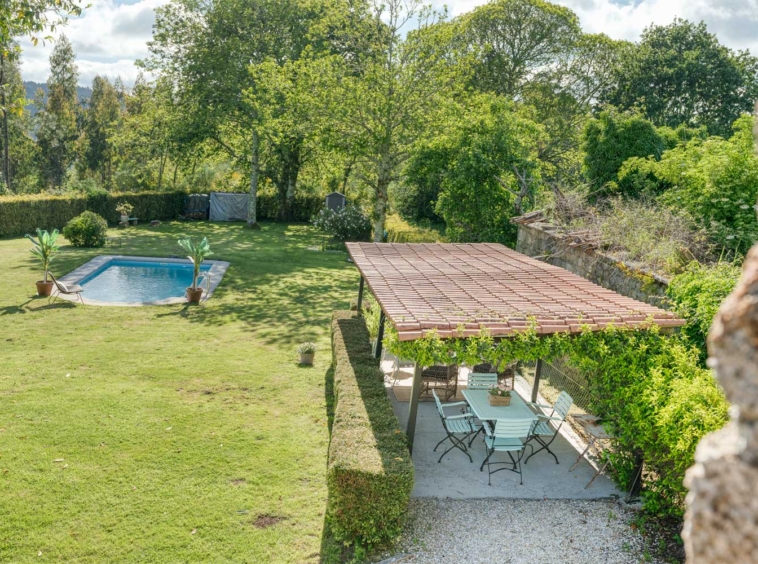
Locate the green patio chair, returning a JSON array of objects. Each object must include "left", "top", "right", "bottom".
[
  {"left": 432, "top": 389, "right": 477, "bottom": 463},
  {"left": 524, "top": 391, "right": 574, "bottom": 465},
  {"left": 480, "top": 418, "right": 536, "bottom": 485},
  {"left": 465, "top": 372, "right": 497, "bottom": 445},
  {"left": 467, "top": 372, "right": 498, "bottom": 390}
]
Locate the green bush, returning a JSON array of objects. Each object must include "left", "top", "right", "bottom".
[
  {"left": 582, "top": 108, "right": 667, "bottom": 196},
  {"left": 667, "top": 262, "right": 740, "bottom": 364},
  {"left": 328, "top": 311, "right": 414, "bottom": 551},
  {"left": 257, "top": 193, "right": 323, "bottom": 222},
  {"left": 63, "top": 211, "right": 109, "bottom": 247},
  {"left": 568, "top": 328, "right": 729, "bottom": 518}
]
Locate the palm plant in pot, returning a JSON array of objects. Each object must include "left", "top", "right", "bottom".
[
  {"left": 298, "top": 343, "right": 317, "bottom": 365},
  {"left": 177, "top": 236, "right": 212, "bottom": 303},
  {"left": 25, "top": 229, "right": 61, "bottom": 296}
]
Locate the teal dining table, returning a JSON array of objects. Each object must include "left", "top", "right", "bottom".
[{"left": 462, "top": 389, "right": 538, "bottom": 424}]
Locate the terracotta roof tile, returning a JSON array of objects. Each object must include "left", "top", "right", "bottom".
[{"left": 346, "top": 243, "right": 685, "bottom": 341}]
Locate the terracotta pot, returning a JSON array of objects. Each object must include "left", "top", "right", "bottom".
[
  {"left": 36, "top": 280, "right": 54, "bottom": 296},
  {"left": 186, "top": 287, "right": 203, "bottom": 303},
  {"left": 299, "top": 353, "right": 315, "bottom": 365}
]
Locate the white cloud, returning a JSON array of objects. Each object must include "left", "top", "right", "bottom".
[
  {"left": 18, "top": 0, "right": 168, "bottom": 86},
  {"left": 17, "top": 0, "right": 758, "bottom": 87}
]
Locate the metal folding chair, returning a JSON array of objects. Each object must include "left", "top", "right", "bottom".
[
  {"left": 465, "top": 372, "right": 498, "bottom": 445},
  {"left": 480, "top": 418, "right": 536, "bottom": 485},
  {"left": 524, "top": 391, "right": 574, "bottom": 465},
  {"left": 431, "top": 390, "right": 477, "bottom": 463}
]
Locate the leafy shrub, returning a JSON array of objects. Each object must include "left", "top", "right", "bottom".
[
  {"left": 582, "top": 108, "right": 667, "bottom": 196},
  {"left": 313, "top": 205, "right": 372, "bottom": 242},
  {"left": 655, "top": 116, "right": 758, "bottom": 253},
  {"left": 63, "top": 211, "right": 108, "bottom": 247},
  {"left": 568, "top": 329, "right": 729, "bottom": 518},
  {"left": 667, "top": 262, "right": 740, "bottom": 364},
  {"left": 328, "top": 311, "right": 413, "bottom": 551}
]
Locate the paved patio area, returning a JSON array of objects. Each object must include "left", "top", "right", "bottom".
[{"left": 384, "top": 363, "right": 622, "bottom": 500}]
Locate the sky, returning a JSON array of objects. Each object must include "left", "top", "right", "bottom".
[{"left": 17, "top": 0, "right": 758, "bottom": 87}]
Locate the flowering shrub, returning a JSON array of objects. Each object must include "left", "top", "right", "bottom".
[{"left": 312, "top": 205, "right": 371, "bottom": 242}]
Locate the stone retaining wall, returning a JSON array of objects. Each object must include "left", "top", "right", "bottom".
[{"left": 516, "top": 222, "right": 669, "bottom": 307}]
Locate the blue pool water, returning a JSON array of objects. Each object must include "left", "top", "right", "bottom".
[{"left": 79, "top": 260, "right": 211, "bottom": 303}]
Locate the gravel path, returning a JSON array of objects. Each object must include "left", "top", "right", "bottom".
[{"left": 378, "top": 498, "right": 657, "bottom": 564}]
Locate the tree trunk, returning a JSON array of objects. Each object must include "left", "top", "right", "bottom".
[
  {"left": 246, "top": 129, "right": 260, "bottom": 229},
  {"left": 0, "top": 52, "right": 10, "bottom": 194},
  {"left": 172, "top": 161, "right": 179, "bottom": 188},
  {"left": 157, "top": 149, "right": 166, "bottom": 190},
  {"left": 373, "top": 157, "right": 391, "bottom": 242},
  {"left": 285, "top": 140, "right": 301, "bottom": 221}
]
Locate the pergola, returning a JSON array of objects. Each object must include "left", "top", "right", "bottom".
[{"left": 346, "top": 242, "right": 685, "bottom": 452}]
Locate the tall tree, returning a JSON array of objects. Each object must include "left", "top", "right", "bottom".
[
  {"left": 83, "top": 76, "right": 121, "bottom": 186},
  {"left": 601, "top": 19, "right": 758, "bottom": 137},
  {"left": 146, "top": 0, "right": 323, "bottom": 228},
  {"left": 459, "top": 0, "right": 581, "bottom": 98},
  {"left": 36, "top": 34, "right": 79, "bottom": 188},
  {"left": 0, "top": 46, "right": 26, "bottom": 193},
  {"left": 309, "top": 0, "right": 454, "bottom": 240}
]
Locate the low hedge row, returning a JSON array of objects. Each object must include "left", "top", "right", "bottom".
[
  {"left": 0, "top": 191, "right": 187, "bottom": 237},
  {"left": 328, "top": 311, "right": 414, "bottom": 550}
]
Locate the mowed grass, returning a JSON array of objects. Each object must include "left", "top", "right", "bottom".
[{"left": 0, "top": 222, "right": 358, "bottom": 563}]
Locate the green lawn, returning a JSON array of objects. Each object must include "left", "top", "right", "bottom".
[{"left": 0, "top": 222, "right": 358, "bottom": 563}]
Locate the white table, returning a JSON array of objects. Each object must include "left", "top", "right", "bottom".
[{"left": 462, "top": 389, "right": 538, "bottom": 424}]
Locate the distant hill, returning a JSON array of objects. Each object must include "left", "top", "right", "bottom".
[{"left": 24, "top": 81, "right": 93, "bottom": 115}]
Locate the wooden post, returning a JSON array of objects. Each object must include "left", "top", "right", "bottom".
[
  {"left": 531, "top": 358, "right": 543, "bottom": 403},
  {"left": 407, "top": 363, "right": 423, "bottom": 454},
  {"left": 374, "top": 311, "right": 386, "bottom": 359},
  {"left": 356, "top": 276, "right": 365, "bottom": 314}
]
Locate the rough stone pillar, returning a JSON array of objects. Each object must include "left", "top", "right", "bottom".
[{"left": 683, "top": 245, "right": 758, "bottom": 562}]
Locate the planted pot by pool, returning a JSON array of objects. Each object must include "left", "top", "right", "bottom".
[
  {"left": 178, "top": 236, "right": 212, "bottom": 304},
  {"left": 36, "top": 281, "right": 54, "bottom": 296},
  {"left": 25, "top": 228, "right": 60, "bottom": 297},
  {"left": 186, "top": 287, "right": 203, "bottom": 303}
]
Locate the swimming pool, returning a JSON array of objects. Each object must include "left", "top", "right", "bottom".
[{"left": 58, "top": 256, "right": 230, "bottom": 306}]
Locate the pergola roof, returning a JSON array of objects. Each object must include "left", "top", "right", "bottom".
[{"left": 346, "top": 242, "right": 684, "bottom": 341}]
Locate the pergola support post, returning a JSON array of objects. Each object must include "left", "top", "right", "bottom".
[
  {"left": 406, "top": 363, "right": 423, "bottom": 454},
  {"left": 531, "top": 358, "right": 543, "bottom": 403},
  {"left": 356, "top": 276, "right": 365, "bottom": 314},
  {"left": 374, "top": 310, "right": 386, "bottom": 359}
]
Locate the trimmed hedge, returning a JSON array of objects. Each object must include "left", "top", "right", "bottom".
[
  {"left": 0, "top": 192, "right": 187, "bottom": 237},
  {"left": 257, "top": 193, "right": 324, "bottom": 222},
  {"left": 0, "top": 192, "right": 324, "bottom": 237},
  {"left": 328, "top": 311, "right": 414, "bottom": 550}
]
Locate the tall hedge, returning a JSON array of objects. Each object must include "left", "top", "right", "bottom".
[
  {"left": 0, "top": 192, "right": 187, "bottom": 237},
  {"left": 0, "top": 192, "right": 324, "bottom": 237},
  {"left": 328, "top": 311, "right": 414, "bottom": 550}
]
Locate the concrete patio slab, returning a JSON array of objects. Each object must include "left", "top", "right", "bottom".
[{"left": 385, "top": 368, "right": 623, "bottom": 500}]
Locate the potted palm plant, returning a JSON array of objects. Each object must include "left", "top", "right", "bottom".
[
  {"left": 25, "top": 228, "right": 60, "bottom": 296},
  {"left": 298, "top": 343, "right": 317, "bottom": 365},
  {"left": 116, "top": 201, "right": 133, "bottom": 224},
  {"left": 178, "top": 236, "right": 212, "bottom": 303}
]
